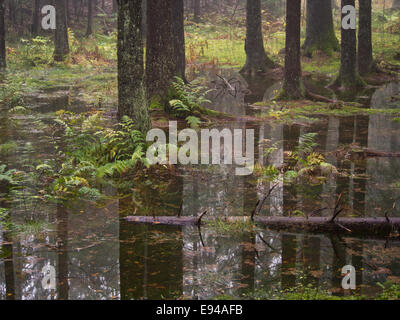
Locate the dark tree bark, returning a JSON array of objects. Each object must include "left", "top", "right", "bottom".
[
  {"left": 278, "top": 0, "right": 304, "bottom": 99},
  {"left": 86, "top": 0, "right": 93, "bottom": 36},
  {"left": 240, "top": 0, "right": 275, "bottom": 75},
  {"left": 31, "top": 0, "right": 41, "bottom": 36},
  {"left": 172, "top": 0, "right": 186, "bottom": 80},
  {"left": 358, "top": 0, "right": 374, "bottom": 75},
  {"left": 334, "top": 0, "right": 363, "bottom": 88},
  {"left": 193, "top": 0, "right": 200, "bottom": 22},
  {"left": 54, "top": 0, "right": 70, "bottom": 61},
  {"left": 118, "top": 0, "right": 151, "bottom": 133},
  {"left": 8, "top": 0, "right": 16, "bottom": 26},
  {"left": 0, "top": 0, "right": 5, "bottom": 70},
  {"left": 303, "top": 0, "right": 339, "bottom": 56},
  {"left": 146, "top": 0, "right": 175, "bottom": 99}
]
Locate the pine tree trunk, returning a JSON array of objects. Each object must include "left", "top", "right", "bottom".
[
  {"left": 240, "top": 0, "right": 275, "bottom": 75},
  {"left": 303, "top": 0, "right": 339, "bottom": 56},
  {"left": 86, "top": 0, "right": 93, "bottom": 36},
  {"left": 117, "top": 0, "right": 151, "bottom": 133},
  {"left": 31, "top": 0, "right": 41, "bottom": 36},
  {"left": 194, "top": 0, "right": 200, "bottom": 22},
  {"left": 335, "top": 0, "right": 363, "bottom": 88},
  {"left": 172, "top": 0, "right": 186, "bottom": 80},
  {"left": 146, "top": 0, "right": 175, "bottom": 99},
  {"left": 358, "top": 0, "right": 373, "bottom": 75},
  {"left": 279, "top": 0, "right": 303, "bottom": 99},
  {"left": 54, "top": 0, "right": 70, "bottom": 61},
  {"left": 0, "top": 0, "right": 5, "bottom": 70},
  {"left": 8, "top": 0, "right": 16, "bottom": 26}
]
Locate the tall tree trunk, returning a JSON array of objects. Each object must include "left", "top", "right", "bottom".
[
  {"left": 358, "top": 0, "right": 374, "bottom": 75},
  {"left": 8, "top": 0, "right": 16, "bottom": 26},
  {"left": 54, "top": 0, "right": 70, "bottom": 62},
  {"left": 240, "top": 0, "right": 275, "bottom": 75},
  {"left": 31, "top": 0, "right": 41, "bottom": 36},
  {"left": 0, "top": 0, "right": 6, "bottom": 70},
  {"left": 193, "top": 0, "right": 200, "bottom": 22},
  {"left": 172, "top": 0, "right": 186, "bottom": 80},
  {"left": 146, "top": 0, "right": 175, "bottom": 99},
  {"left": 86, "top": 0, "right": 93, "bottom": 36},
  {"left": 279, "top": 0, "right": 304, "bottom": 99},
  {"left": 334, "top": 0, "right": 363, "bottom": 88},
  {"left": 118, "top": 0, "right": 151, "bottom": 133},
  {"left": 303, "top": 0, "right": 339, "bottom": 56}
]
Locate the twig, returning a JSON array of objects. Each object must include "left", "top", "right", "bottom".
[
  {"left": 257, "top": 183, "right": 279, "bottom": 215},
  {"left": 335, "top": 221, "right": 352, "bottom": 233},
  {"left": 330, "top": 193, "right": 344, "bottom": 222},
  {"left": 196, "top": 210, "right": 208, "bottom": 226},
  {"left": 330, "top": 208, "right": 344, "bottom": 222},
  {"left": 177, "top": 199, "right": 183, "bottom": 217},
  {"left": 257, "top": 234, "right": 279, "bottom": 253},
  {"left": 385, "top": 202, "right": 396, "bottom": 224},
  {"left": 198, "top": 226, "right": 205, "bottom": 247},
  {"left": 250, "top": 200, "right": 260, "bottom": 221}
]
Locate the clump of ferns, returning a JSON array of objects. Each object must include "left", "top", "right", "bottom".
[
  {"left": 167, "top": 77, "right": 214, "bottom": 128},
  {"left": 256, "top": 133, "right": 338, "bottom": 185},
  {"left": 284, "top": 133, "right": 338, "bottom": 181},
  {"left": 52, "top": 111, "right": 149, "bottom": 197}
]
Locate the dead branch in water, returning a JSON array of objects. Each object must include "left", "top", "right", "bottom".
[{"left": 124, "top": 215, "right": 400, "bottom": 239}]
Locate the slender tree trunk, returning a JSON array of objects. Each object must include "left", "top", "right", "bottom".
[
  {"left": 193, "top": 0, "right": 200, "bottom": 22},
  {"left": 172, "top": 0, "right": 186, "bottom": 80},
  {"left": 334, "top": 0, "right": 363, "bottom": 88},
  {"left": 86, "top": 0, "right": 93, "bottom": 36},
  {"left": 358, "top": 0, "right": 374, "bottom": 75},
  {"left": 0, "top": 0, "right": 6, "bottom": 70},
  {"left": 118, "top": 0, "right": 151, "bottom": 133},
  {"left": 8, "top": 0, "right": 16, "bottom": 26},
  {"left": 279, "top": 0, "right": 304, "bottom": 99},
  {"left": 303, "top": 0, "right": 339, "bottom": 56},
  {"left": 31, "top": 0, "right": 41, "bottom": 36},
  {"left": 240, "top": 0, "right": 275, "bottom": 75},
  {"left": 66, "top": 0, "right": 71, "bottom": 25},
  {"left": 54, "top": 0, "right": 70, "bottom": 61},
  {"left": 146, "top": 0, "right": 175, "bottom": 99}
]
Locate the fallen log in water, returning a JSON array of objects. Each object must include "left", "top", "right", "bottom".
[{"left": 124, "top": 215, "right": 400, "bottom": 237}]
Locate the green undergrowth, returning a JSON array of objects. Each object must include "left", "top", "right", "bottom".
[
  {"left": 206, "top": 218, "right": 256, "bottom": 236},
  {"left": 254, "top": 100, "right": 400, "bottom": 123},
  {"left": 233, "top": 281, "right": 400, "bottom": 300}
]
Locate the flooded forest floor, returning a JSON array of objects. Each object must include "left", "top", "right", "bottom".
[{"left": 1, "top": 16, "right": 400, "bottom": 300}]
